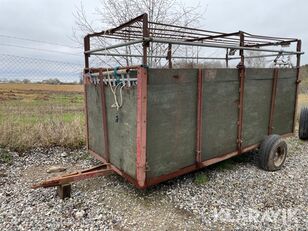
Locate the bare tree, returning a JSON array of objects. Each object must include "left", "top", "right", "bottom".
[
  {"left": 245, "top": 50, "right": 266, "bottom": 68},
  {"left": 72, "top": 0, "right": 204, "bottom": 67}
]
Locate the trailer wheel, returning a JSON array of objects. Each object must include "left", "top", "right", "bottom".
[
  {"left": 258, "top": 135, "right": 287, "bottom": 171},
  {"left": 299, "top": 107, "right": 308, "bottom": 140}
]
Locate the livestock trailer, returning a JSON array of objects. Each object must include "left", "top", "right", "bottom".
[{"left": 33, "top": 13, "right": 306, "bottom": 196}]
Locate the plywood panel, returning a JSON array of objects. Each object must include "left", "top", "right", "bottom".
[
  {"left": 272, "top": 69, "right": 297, "bottom": 135},
  {"left": 105, "top": 83, "right": 137, "bottom": 178},
  {"left": 201, "top": 69, "right": 239, "bottom": 160},
  {"left": 146, "top": 69, "right": 198, "bottom": 178},
  {"left": 86, "top": 84, "right": 105, "bottom": 157},
  {"left": 242, "top": 68, "right": 273, "bottom": 147}
]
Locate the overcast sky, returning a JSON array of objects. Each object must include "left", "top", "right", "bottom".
[{"left": 0, "top": 0, "right": 307, "bottom": 65}]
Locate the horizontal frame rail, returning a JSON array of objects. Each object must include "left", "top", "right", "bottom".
[{"left": 149, "top": 38, "right": 303, "bottom": 55}]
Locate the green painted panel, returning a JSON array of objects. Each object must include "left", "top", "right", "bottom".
[
  {"left": 242, "top": 69, "right": 273, "bottom": 147},
  {"left": 147, "top": 69, "right": 198, "bottom": 178},
  {"left": 202, "top": 69, "right": 239, "bottom": 160},
  {"left": 86, "top": 84, "right": 105, "bottom": 157},
  {"left": 272, "top": 69, "right": 297, "bottom": 135},
  {"left": 105, "top": 83, "right": 137, "bottom": 179}
]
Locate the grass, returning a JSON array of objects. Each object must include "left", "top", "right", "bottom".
[
  {"left": 0, "top": 83, "right": 83, "bottom": 92},
  {"left": 0, "top": 149, "right": 13, "bottom": 165},
  {"left": 298, "top": 94, "right": 308, "bottom": 109},
  {"left": 194, "top": 173, "right": 209, "bottom": 185},
  {"left": 214, "top": 159, "right": 236, "bottom": 171},
  {"left": 0, "top": 83, "right": 85, "bottom": 152}
]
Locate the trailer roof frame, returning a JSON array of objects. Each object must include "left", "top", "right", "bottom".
[{"left": 83, "top": 13, "right": 303, "bottom": 68}]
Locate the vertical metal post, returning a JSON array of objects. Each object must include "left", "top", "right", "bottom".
[
  {"left": 84, "top": 35, "right": 90, "bottom": 70},
  {"left": 99, "top": 69, "right": 110, "bottom": 162},
  {"left": 225, "top": 48, "right": 229, "bottom": 68},
  {"left": 136, "top": 67, "right": 148, "bottom": 188},
  {"left": 237, "top": 32, "right": 245, "bottom": 154},
  {"left": 196, "top": 68, "right": 203, "bottom": 165},
  {"left": 142, "top": 14, "right": 149, "bottom": 66},
  {"left": 167, "top": 43, "right": 172, "bottom": 68},
  {"left": 293, "top": 40, "right": 302, "bottom": 133},
  {"left": 268, "top": 68, "right": 279, "bottom": 134}
]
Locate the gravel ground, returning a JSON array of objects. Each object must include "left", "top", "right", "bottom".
[{"left": 0, "top": 136, "right": 307, "bottom": 230}]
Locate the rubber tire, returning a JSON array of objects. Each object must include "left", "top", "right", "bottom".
[
  {"left": 258, "top": 134, "right": 287, "bottom": 171},
  {"left": 299, "top": 107, "right": 308, "bottom": 140}
]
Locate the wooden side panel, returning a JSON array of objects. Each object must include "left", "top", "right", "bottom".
[
  {"left": 86, "top": 83, "right": 105, "bottom": 157},
  {"left": 85, "top": 72, "right": 138, "bottom": 179},
  {"left": 272, "top": 69, "right": 297, "bottom": 135},
  {"left": 105, "top": 85, "right": 137, "bottom": 178},
  {"left": 146, "top": 69, "right": 198, "bottom": 178},
  {"left": 242, "top": 69, "right": 273, "bottom": 147},
  {"left": 201, "top": 69, "right": 239, "bottom": 160}
]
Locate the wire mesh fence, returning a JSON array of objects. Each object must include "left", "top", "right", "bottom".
[{"left": 0, "top": 53, "right": 85, "bottom": 151}]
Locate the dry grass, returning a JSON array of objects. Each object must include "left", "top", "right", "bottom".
[
  {"left": 298, "top": 94, "right": 308, "bottom": 109},
  {"left": 0, "top": 83, "right": 83, "bottom": 93},
  {"left": 0, "top": 119, "right": 84, "bottom": 152},
  {"left": 0, "top": 83, "right": 85, "bottom": 152}
]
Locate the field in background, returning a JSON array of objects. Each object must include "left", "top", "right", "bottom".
[
  {"left": 299, "top": 94, "right": 308, "bottom": 108},
  {"left": 0, "top": 83, "right": 84, "bottom": 151}
]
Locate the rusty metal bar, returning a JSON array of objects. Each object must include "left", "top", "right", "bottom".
[
  {"left": 293, "top": 40, "right": 302, "bottom": 133},
  {"left": 149, "top": 22, "right": 298, "bottom": 44},
  {"left": 84, "top": 35, "right": 90, "bottom": 70},
  {"left": 136, "top": 67, "right": 148, "bottom": 188},
  {"left": 186, "top": 32, "right": 240, "bottom": 42},
  {"left": 144, "top": 26, "right": 291, "bottom": 46},
  {"left": 84, "top": 65, "right": 140, "bottom": 73},
  {"left": 243, "top": 31, "right": 297, "bottom": 41},
  {"left": 225, "top": 48, "right": 229, "bottom": 68},
  {"left": 128, "top": 25, "right": 250, "bottom": 44},
  {"left": 32, "top": 164, "right": 112, "bottom": 189},
  {"left": 99, "top": 70, "right": 110, "bottom": 162},
  {"left": 84, "top": 39, "right": 144, "bottom": 54},
  {"left": 142, "top": 14, "right": 149, "bottom": 65},
  {"left": 244, "top": 40, "right": 296, "bottom": 48},
  {"left": 91, "top": 52, "right": 227, "bottom": 60},
  {"left": 111, "top": 14, "right": 145, "bottom": 33},
  {"left": 229, "top": 53, "right": 290, "bottom": 60},
  {"left": 90, "top": 52, "right": 299, "bottom": 62},
  {"left": 237, "top": 32, "right": 245, "bottom": 154},
  {"left": 115, "top": 29, "right": 202, "bottom": 41},
  {"left": 88, "top": 14, "right": 145, "bottom": 37},
  {"left": 196, "top": 68, "right": 203, "bottom": 165},
  {"left": 150, "top": 21, "right": 238, "bottom": 36},
  {"left": 149, "top": 38, "right": 303, "bottom": 55},
  {"left": 268, "top": 68, "right": 279, "bottom": 134},
  {"left": 158, "top": 21, "right": 297, "bottom": 41},
  {"left": 167, "top": 43, "right": 172, "bottom": 68}
]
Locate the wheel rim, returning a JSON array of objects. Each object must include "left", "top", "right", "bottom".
[{"left": 273, "top": 146, "right": 286, "bottom": 167}]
